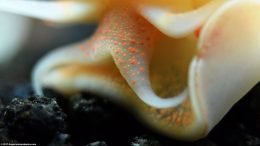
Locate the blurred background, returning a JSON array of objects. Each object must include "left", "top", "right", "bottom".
[{"left": 0, "top": 13, "right": 97, "bottom": 84}]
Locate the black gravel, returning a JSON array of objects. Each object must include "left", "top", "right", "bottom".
[
  {"left": 86, "top": 141, "right": 107, "bottom": 146},
  {"left": 0, "top": 82, "right": 259, "bottom": 146},
  {"left": 131, "top": 135, "right": 162, "bottom": 146},
  {"left": 0, "top": 96, "right": 67, "bottom": 145}
]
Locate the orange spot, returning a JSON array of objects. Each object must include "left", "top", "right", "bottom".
[
  {"left": 194, "top": 26, "right": 202, "bottom": 38},
  {"left": 140, "top": 51, "right": 145, "bottom": 57},
  {"left": 104, "top": 30, "right": 109, "bottom": 33},
  {"left": 102, "top": 36, "right": 107, "bottom": 40},
  {"left": 114, "top": 41, "right": 118, "bottom": 45},
  {"left": 139, "top": 41, "right": 145, "bottom": 45},
  {"left": 112, "top": 33, "right": 117, "bottom": 37},
  {"left": 139, "top": 67, "right": 144, "bottom": 72},
  {"left": 128, "top": 47, "right": 137, "bottom": 53},
  {"left": 176, "top": 117, "right": 182, "bottom": 125},
  {"left": 122, "top": 42, "right": 127, "bottom": 46},
  {"left": 79, "top": 45, "right": 85, "bottom": 51},
  {"left": 129, "top": 58, "right": 137, "bottom": 65},
  {"left": 119, "top": 59, "right": 124, "bottom": 64},
  {"left": 130, "top": 39, "right": 136, "bottom": 44},
  {"left": 115, "top": 49, "right": 120, "bottom": 54}
]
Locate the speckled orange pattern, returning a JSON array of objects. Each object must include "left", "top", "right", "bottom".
[
  {"left": 77, "top": 6, "right": 194, "bottom": 128},
  {"left": 148, "top": 99, "right": 193, "bottom": 127},
  {"left": 80, "top": 6, "right": 160, "bottom": 88}
]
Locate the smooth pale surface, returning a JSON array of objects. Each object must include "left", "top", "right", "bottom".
[
  {"left": 32, "top": 41, "right": 113, "bottom": 95},
  {"left": 0, "top": 0, "right": 106, "bottom": 23},
  {"left": 0, "top": 12, "right": 31, "bottom": 64},
  {"left": 138, "top": 0, "right": 224, "bottom": 38},
  {"left": 190, "top": 0, "right": 260, "bottom": 132}
]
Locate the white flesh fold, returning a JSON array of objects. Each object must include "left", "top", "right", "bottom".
[
  {"left": 32, "top": 42, "right": 111, "bottom": 95},
  {"left": 189, "top": 0, "right": 260, "bottom": 132},
  {"left": 0, "top": 0, "right": 105, "bottom": 23},
  {"left": 138, "top": 0, "right": 224, "bottom": 38}
]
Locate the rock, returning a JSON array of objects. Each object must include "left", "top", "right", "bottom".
[
  {"left": 241, "top": 83, "right": 260, "bottom": 137},
  {"left": 0, "top": 83, "right": 259, "bottom": 146},
  {"left": 49, "top": 133, "right": 73, "bottom": 146},
  {"left": 207, "top": 83, "right": 260, "bottom": 146},
  {"left": 65, "top": 93, "right": 145, "bottom": 146},
  {"left": 86, "top": 141, "right": 107, "bottom": 146},
  {"left": 241, "top": 134, "right": 260, "bottom": 146},
  {"left": 131, "top": 135, "right": 162, "bottom": 146},
  {"left": 67, "top": 94, "right": 117, "bottom": 145},
  {"left": 0, "top": 127, "right": 18, "bottom": 143},
  {"left": 0, "top": 96, "right": 67, "bottom": 145},
  {"left": 192, "top": 139, "right": 217, "bottom": 146}
]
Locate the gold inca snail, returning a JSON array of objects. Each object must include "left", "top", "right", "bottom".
[{"left": 0, "top": 0, "right": 260, "bottom": 140}]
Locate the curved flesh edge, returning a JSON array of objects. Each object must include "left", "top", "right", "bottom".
[
  {"left": 0, "top": 0, "right": 106, "bottom": 23},
  {"left": 32, "top": 41, "right": 111, "bottom": 95},
  {"left": 138, "top": 0, "right": 225, "bottom": 38},
  {"left": 189, "top": 0, "right": 260, "bottom": 134},
  {"left": 100, "top": 7, "right": 189, "bottom": 108}
]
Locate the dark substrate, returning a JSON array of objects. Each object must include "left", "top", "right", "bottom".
[{"left": 0, "top": 82, "right": 259, "bottom": 146}]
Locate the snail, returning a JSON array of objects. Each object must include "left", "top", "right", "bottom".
[{"left": 1, "top": 0, "right": 260, "bottom": 140}]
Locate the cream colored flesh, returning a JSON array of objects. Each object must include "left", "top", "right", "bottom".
[
  {"left": 0, "top": 0, "right": 106, "bottom": 23},
  {"left": 190, "top": 0, "right": 260, "bottom": 133}
]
